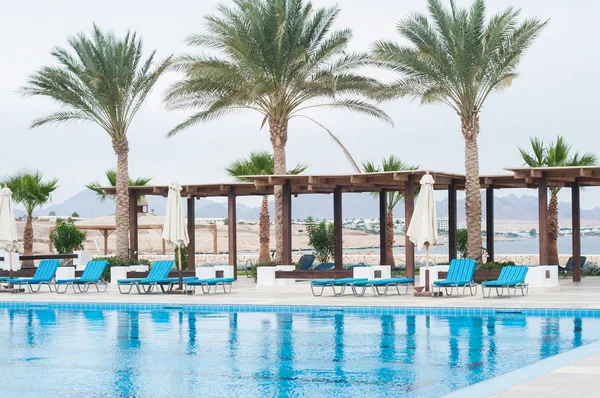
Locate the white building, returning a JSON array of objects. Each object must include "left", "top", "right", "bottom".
[{"left": 437, "top": 217, "right": 449, "bottom": 232}]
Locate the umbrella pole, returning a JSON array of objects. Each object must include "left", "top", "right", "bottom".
[
  {"left": 425, "top": 243, "right": 430, "bottom": 292},
  {"left": 9, "top": 250, "right": 13, "bottom": 281},
  {"left": 178, "top": 246, "right": 183, "bottom": 291}
]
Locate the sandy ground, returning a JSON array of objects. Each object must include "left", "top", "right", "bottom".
[{"left": 21, "top": 220, "right": 450, "bottom": 256}]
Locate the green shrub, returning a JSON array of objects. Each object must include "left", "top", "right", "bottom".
[
  {"left": 174, "top": 245, "right": 188, "bottom": 270},
  {"left": 50, "top": 218, "right": 86, "bottom": 255},
  {"left": 457, "top": 228, "right": 468, "bottom": 258},
  {"left": 478, "top": 261, "right": 515, "bottom": 271},
  {"left": 95, "top": 257, "right": 152, "bottom": 281},
  {"left": 305, "top": 216, "right": 335, "bottom": 263},
  {"left": 583, "top": 262, "right": 600, "bottom": 276}
]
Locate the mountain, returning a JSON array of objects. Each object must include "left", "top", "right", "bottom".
[{"left": 29, "top": 189, "right": 600, "bottom": 221}]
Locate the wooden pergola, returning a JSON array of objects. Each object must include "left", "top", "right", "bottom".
[{"left": 106, "top": 166, "right": 599, "bottom": 282}]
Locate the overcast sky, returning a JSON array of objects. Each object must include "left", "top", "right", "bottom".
[{"left": 2, "top": 0, "right": 599, "bottom": 209}]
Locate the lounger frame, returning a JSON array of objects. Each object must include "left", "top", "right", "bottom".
[
  {"left": 352, "top": 282, "right": 411, "bottom": 297},
  {"left": 55, "top": 281, "right": 108, "bottom": 294},
  {"left": 184, "top": 281, "right": 233, "bottom": 295},
  {"left": 482, "top": 283, "right": 529, "bottom": 298}
]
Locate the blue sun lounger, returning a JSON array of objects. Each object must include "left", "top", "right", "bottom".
[
  {"left": 482, "top": 266, "right": 529, "bottom": 298},
  {"left": 432, "top": 258, "right": 477, "bottom": 296},
  {"left": 310, "top": 278, "right": 368, "bottom": 296},
  {"left": 184, "top": 278, "right": 236, "bottom": 295},
  {"left": 313, "top": 263, "right": 335, "bottom": 270},
  {"left": 351, "top": 277, "right": 415, "bottom": 297},
  {"left": 55, "top": 260, "right": 108, "bottom": 294},
  {"left": 117, "top": 260, "right": 174, "bottom": 294},
  {"left": 2, "top": 260, "right": 60, "bottom": 293}
]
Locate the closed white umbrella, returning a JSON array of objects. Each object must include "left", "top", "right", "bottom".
[
  {"left": 0, "top": 186, "right": 19, "bottom": 280},
  {"left": 406, "top": 173, "right": 437, "bottom": 292},
  {"left": 162, "top": 181, "right": 189, "bottom": 290}
]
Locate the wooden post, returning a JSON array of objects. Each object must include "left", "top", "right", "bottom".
[
  {"left": 129, "top": 190, "right": 139, "bottom": 260},
  {"left": 448, "top": 180, "right": 457, "bottom": 262},
  {"left": 228, "top": 187, "right": 237, "bottom": 279},
  {"left": 538, "top": 174, "right": 548, "bottom": 265},
  {"left": 102, "top": 230, "right": 109, "bottom": 255},
  {"left": 334, "top": 186, "right": 343, "bottom": 270},
  {"left": 212, "top": 225, "right": 218, "bottom": 255},
  {"left": 379, "top": 189, "right": 387, "bottom": 265},
  {"left": 161, "top": 239, "right": 166, "bottom": 255},
  {"left": 404, "top": 177, "right": 415, "bottom": 278},
  {"left": 282, "top": 180, "right": 293, "bottom": 265},
  {"left": 572, "top": 180, "right": 581, "bottom": 282},
  {"left": 486, "top": 186, "right": 495, "bottom": 262},
  {"left": 187, "top": 197, "right": 196, "bottom": 270}
]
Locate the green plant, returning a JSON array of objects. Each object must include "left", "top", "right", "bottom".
[
  {"left": 96, "top": 257, "right": 152, "bottom": 281},
  {"left": 174, "top": 245, "right": 189, "bottom": 270},
  {"left": 86, "top": 170, "right": 152, "bottom": 203},
  {"left": 164, "top": 0, "right": 391, "bottom": 262},
  {"left": 49, "top": 211, "right": 56, "bottom": 216},
  {"left": 478, "top": 261, "right": 515, "bottom": 271},
  {"left": 519, "top": 136, "right": 597, "bottom": 265},
  {"left": 227, "top": 151, "right": 307, "bottom": 262},
  {"left": 582, "top": 263, "right": 600, "bottom": 276},
  {"left": 50, "top": 218, "right": 87, "bottom": 255},
  {"left": 305, "top": 217, "right": 335, "bottom": 263},
  {"left": 2, "top": 170, "right": 59, "bottom": 259},
  {"left": 363, "top": 155, "right": 418, "bottom": 266},
  {"left": 71, "top": 212, "right": 79, "bottom": 217},
  {"left": 22, "top": 25, "right": 171, "bottom": 258},
  {"left": 457, "top": 229, "right": 468, "bottom": 258},
  {"left": 373, "top": 0, "right": 547, "bottom": 259}
]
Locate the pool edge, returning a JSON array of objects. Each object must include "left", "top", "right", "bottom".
[{"left": 442, "top": 339, "right": 600, "bottom": 398}]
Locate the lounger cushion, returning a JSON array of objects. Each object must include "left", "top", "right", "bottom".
[
  {"left": 311, "top": 278, "right": 368, "bottom": 286},
  {"left": 186, "top": 278, "right": 235, "bottom": 285},
  {"left": 353, "top": 278, "right": 414, "bottom": 286}
]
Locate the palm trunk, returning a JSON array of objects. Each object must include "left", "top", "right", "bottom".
[
  {"left": 270, "top": 118, "right": 288, "bottom": 264},
  {"left": 462, "top": 114, "right": 483, "bottom": 261},
  {"left": 548, "top": 190, "right": 559, "bottom": 265},
  {"left": 258, "top": 195, "right": 271, "bottom": 263},
  {"left": 386, "top": 206, "right": 395, "bottom": 266},
  {"left": 113, "top": 137, "right": 130, "bottom": 259},
  {"left": 22, "top": 213, "right": 34, "bottom": 267}
]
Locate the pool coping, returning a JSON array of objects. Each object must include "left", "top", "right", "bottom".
[
  {"left": 442, "top": 339, "right": 600, "bottom": 397},
  {"left": 2, "top": 301, "right": 600, "bottom": 317}
]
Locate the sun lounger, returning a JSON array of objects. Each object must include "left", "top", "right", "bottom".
[
  {"left": 482, "top": 266, "right": 529, "bottom": 298},
  {"left": 561, "top": 256, "right": 586, "bottom": 279},
  {"left": 2, "top": 260, "right": 60, "bottom": 293},
  {"left": 313, "top": 263, "right": 335, "bottom": 270},
  {"left": 351, "top": 277, "right": 415, "bottom": 297},
  {"left": 310, "top": 278, "right": 368, "bottom": 296},
  {"left": 432, "top": 258, "right": 477, "bottom": 296},
  {"left": 184, "top": 277, "right": 235, "bottom": 295},
  {"left": 55, "top": 260, "right": 108, "bottom": 293},
  {"left": 298, "top": 254, "right": 316, "bottom": 270},
  {"left": 117, "top": 260, "right": 174, "bottom": 294}
]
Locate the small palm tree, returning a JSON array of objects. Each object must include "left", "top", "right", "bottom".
[
  {"left": 21, "top": 25, "right": 171, "bottom": 258},
  {"left": 2, "top": 171, "right": 58, "bottom": 260},
  {"left": 519, "top": 136, "right": 597, "bottom": 265},
  {"left": 227, "top": 152, "right": 307, "bottom": 262},
  {"left": 363, "top": 156, "right": 418, "bottom": 266},
  {"left": 372, "top": 0, "right": 547, "bottom": 259},
  {"left": 86, "top": 170, "right": 152, "bottom": 204},
  {"left": 165, "top": 0, "right": 391, "bottom": 261}
]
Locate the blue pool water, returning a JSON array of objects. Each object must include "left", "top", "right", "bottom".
[{"left": 1, "top": 305, "right": 599, "bottom": 397}]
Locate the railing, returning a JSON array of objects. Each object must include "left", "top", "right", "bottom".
[{"left": 19, "top": 254, "right": 78, "bottom": 261}]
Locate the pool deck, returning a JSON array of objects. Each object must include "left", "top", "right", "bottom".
[{"left": 2, "top": 277, "right": 600, "bottom": 397}]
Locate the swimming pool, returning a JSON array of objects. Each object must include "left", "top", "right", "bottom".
[{"left": 1, "top": 304, "right": 598, "bottom": 397}]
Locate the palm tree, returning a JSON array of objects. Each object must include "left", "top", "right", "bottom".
[
  {"left": 372, "top": 0, "right": 547, "bottom": 260},
  {"left": 227, "top": 152, "right": 307, "bottom": 262},
  {"left": 86, "top": 170, "right": 152, "bottom": 204},
  {"left": 21, "top": 25, "right": 171, "bottom": 259},
  {"left": 2, "top": 171, "right": 58, "bottom": 262},
  {"left": 363, "top": 156, "right": 418, "bottom": 266},
  {"left": 165, "top": 0, "right": 391, "bottom": 261},
  {"left": 519, "top": 136, "right": 597, "bottom": 265}
]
